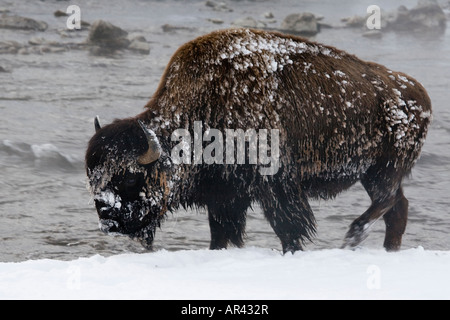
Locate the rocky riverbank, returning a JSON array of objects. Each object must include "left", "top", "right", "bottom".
[{"left": 0, "top": 0, "right": 447, "bottom": 59}]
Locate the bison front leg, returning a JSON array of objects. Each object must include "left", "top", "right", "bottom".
[
  {"left": 258, "top": 181, "right": 316, "bottom": 254},
  {"left": 207, "top": 196, "right": 251, "bottom": 250}
]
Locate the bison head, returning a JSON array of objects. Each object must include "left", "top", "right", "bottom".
[{"left": 86, "top": 117, "right": 172, "bottom": 249}]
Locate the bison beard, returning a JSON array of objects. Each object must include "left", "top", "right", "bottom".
[
  {"left": 85, "top": 28, "right": 432, "bottom": 253},
  {"left": 94, "top": 191, "right": 161, "bottom": 249}
]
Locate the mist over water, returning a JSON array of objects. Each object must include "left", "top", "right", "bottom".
[{"left": 1, "top": 0, "right": 449, "bottom": 261}]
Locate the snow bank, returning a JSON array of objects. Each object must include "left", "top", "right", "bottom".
[{"left": 1, "top": 247, "right": 449, "bottom": 300}]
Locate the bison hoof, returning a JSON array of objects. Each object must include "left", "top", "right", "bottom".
[
  {"left": 282, "top": 240, "right": 303, "bottom": 254},
  {"left": 342, "top": 220, "right": 371, "bottom": 249}
]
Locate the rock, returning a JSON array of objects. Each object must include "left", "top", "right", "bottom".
[
  {"left": 89, "top": 46, "right": 120, "bottom": 56},
  {"left": 87, "top": 20, "right": 130, "bottom": 50},
  {"left": 86, "top": 20, "right": 151, "bottom": 55},
  {"left": 263, "top": 12, "right": 274, "bottom": 19},
  {"left": 382, "top": 0, "right": 446, "bottom": 33},
  {"left": 28, "top": 37, "right": 46, "bottom": 46},
  {"left": 315, "top": 14, "right": 325, "bottom": 21},
  {"left": 48, "top": 47, "right": 66, "bottom": 53},
  {"left": 18, "top": 47, "right": 29, "bottom": 55},
  {"left": 263, "top": 12, "right": 277, "bottom": 24},
  {"left": 232, "top": 16, "right": 266, "bottom": 29},
  {"left": 162, "top": 24, "right": 176, "bottom": 32},
  {"left": 39, "top": 46, "right": 51, "bottom": 54},
  {"left": 207, "top": 18, "right": 224, "bottom": 25},
  {"left": 0, "top": 14, "right": 48, "bottom": 31},
  {"left": 161, "top": 24, "right": 196, "bottom": 33},
  {"left": 1, "top": 36, "right": 70, "bottom": 55},
  {"left": 205, "top": 0, "right": 233, "bottom": 12},
  {"left": 0, "top": 40, "right": 22, "bottom": 54},
  {"left": 54, "top": 10, "right": 68, "bottom": 17},
  {"left": 317, "top": 21, "right": 334, "bottom": 29},
  {"left": 28, "top": 37, "right": 61, "bottom": 48},
  {"left": 406, "top": 0, "right": 446, "bottom": 31},
  {"left": 341, "top": 0, "right": 446, "bottom": 34},
  {"left": 362, "top": 30, "right": 383, "bottom": 39},
  {"left": 0, "top": 65, "right": 8, "bottom": 72},
  {"left": 128, "top": 39, "right": 150, "bottom": 54},
  {"left": 343, "top": 9, "right": 390, "bottom": 30},
  {"left": 341, "top": 15, "right": 366, "bottom": 28},
  {"left": 281, "top": 13, "right": 320, "bottom": 36},
  {"left": 127, "top": 34, "right": 147, "bottom": 43}
]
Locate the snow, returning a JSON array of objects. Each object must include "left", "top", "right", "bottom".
[
  {"left": 212, "top": 29, "right": 341, "bottom": 74},
  {"left": 1, "top": 247, "right": 449, "bottom": 300},
  {"left": 382, "top": 86, "right": 431, "bottom": 151}
]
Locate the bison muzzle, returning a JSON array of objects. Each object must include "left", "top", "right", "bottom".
[{"left": 86, "top": 28, "right": 432, "bottom": 253}]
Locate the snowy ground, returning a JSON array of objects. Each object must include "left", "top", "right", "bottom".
[{"left": 1, "top": 247, "right": 449, "bottom": 300}]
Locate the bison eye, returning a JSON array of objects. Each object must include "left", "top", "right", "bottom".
[{"left": 125, "top": 177, "right": 138, "bottom": 188}]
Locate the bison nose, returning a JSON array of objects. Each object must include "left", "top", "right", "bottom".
[{"left": 95, "top": 199, "right": 114, "bottom": 219}]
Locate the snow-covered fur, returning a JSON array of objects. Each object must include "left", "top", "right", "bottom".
[{"left": 86, "top": 28, "right": 432, "bottom": 253}]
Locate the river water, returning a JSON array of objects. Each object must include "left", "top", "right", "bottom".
[{"left": 1, "top": 0, "right": 449, "bottom": 262}]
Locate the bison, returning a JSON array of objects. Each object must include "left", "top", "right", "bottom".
[{"left": 86, "top": 28, "right": 431, "bottom": 253}]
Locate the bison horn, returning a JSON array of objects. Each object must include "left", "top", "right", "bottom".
[
  {"left": 94, "top": 116, "right": 102, "bottom": 133},
  {"left": 137, "top": 120, "right": 161, "bottom": 165}
]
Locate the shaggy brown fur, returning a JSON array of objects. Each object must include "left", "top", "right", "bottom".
[{"left": 86, "top": 28, "right": 431, "bottom": 253}]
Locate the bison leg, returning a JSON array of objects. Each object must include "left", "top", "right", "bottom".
[
  {"left": 207, "top": 196, "right": 251, "bottom": 250},
  {"left": 343, "top": 167, "right": 406, "bottom": 250},
  {"left": 383, "top": 188, "right": 408, "bottom": 251},
  {"left": 259, "top": 181, "right": 316, "bottom": 254},
  {"left": 342, "top": 196, "right": 397, "bottom": 249}
]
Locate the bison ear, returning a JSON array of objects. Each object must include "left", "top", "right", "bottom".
[
  {"left": 137, "top": 120, "right": 161, "bottom": 165},
  {"left": 94, "top": 116, "right": 102, "bottom": 133}
]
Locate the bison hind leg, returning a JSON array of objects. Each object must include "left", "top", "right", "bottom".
[
  {"left": 343, "top": 165, "right": 408, "bottom": 251},
  {"left": 382, "top": 188, "right": 408, "bottom": 251}
]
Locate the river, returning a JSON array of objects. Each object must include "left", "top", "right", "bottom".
[{"left": 1, "top": 0, "right": 449, "bottom": 261}]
